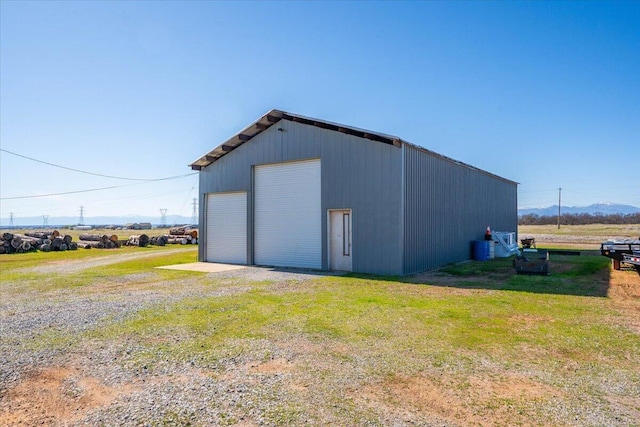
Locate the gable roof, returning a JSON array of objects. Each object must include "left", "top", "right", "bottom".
[
  {"left": 189, "top": 109, "right": 517, "bottom": 185},
  {"left": 189, "top": 109, "right": 403, "bottom": 170}
]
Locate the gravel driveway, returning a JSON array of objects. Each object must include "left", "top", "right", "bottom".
[{"left": 0, "top": 255, "right": 348, "bottom": 426}]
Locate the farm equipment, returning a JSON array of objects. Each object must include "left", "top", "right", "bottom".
[
  {"left": 600, "top": 239, "right": 640, "bottom": 270},
  {"left": 513, "top": 248, "right": 550, "bottom": 275},
  {"left": 520, "top": 238, "right": 536, "bottom": 249}
]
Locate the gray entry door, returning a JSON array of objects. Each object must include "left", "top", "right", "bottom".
[{"left": 329, "top": 209, "right": 352, "bottom": 271}]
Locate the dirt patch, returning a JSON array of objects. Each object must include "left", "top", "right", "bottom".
[
  {"left": 509, "top": 313, "right": 556, "bottom": 328},
  {"left": 466, "top": 373, "right": 559, "bottom": 400},
  {"left": 246, "top": 358, "right": 294, "bottom": 374},
  {"left": 0, "top": 366, "right": 126, "bottom": 426},
  {"left": 608, "top": 268, "right": 640, "bottom": 333},
  {"left": 355, "top": 372, "right": 561, "bottom": 427}
]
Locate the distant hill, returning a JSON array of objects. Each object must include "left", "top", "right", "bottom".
[
  {"left": 0, "top": 215, "right": 194, "bottom": 228},
  {"left": 519, "top": 203, "right": 640, "bottom": 217}
]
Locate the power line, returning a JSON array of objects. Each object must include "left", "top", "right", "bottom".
[
  {"left": 1, "top": 174, "right": 196, "bottom": 200},
  {"left": 0, "top": 148, "right": 197, "bottom": 182},
  {"left": 171, "top": 182, "right": 197, "bottom": 226},
  {"left": 1, "top": 183, "right": 140, "bottom": 200},
  {"left": 0, "top": 180, "right": 198, "bottom": 217}
]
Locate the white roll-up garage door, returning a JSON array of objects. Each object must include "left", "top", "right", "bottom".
[
  {"left": 206, "top": 192, "right": 247, "bottom": 264},
  {"left": 254, "top": 159, "right": 321, "bottom": 269}
]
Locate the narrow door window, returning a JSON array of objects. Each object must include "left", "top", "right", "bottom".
[{"left": 343, "top": 212, "right": 350, "bottom": 256}]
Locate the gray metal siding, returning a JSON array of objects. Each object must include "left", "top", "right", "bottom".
[
  {"left": 402, "top": 145, "right": 518, "bottom": 275},
  {"left": 198, "top": 123, "right": 321, "bottom": 263},
  {"left": 321, "top": 127, "right": 403, "bottom": 275},
  {"left": 199, "top": 120, "right": 403, "bottom": 275},
  {"left": 198, "top": 118, "right": 516, "bottom": 275}
]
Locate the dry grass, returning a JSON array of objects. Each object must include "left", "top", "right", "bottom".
[
  {"left": 519, "top": 223, "right": 640, "bottom": 238},
  {"left": 518, "top": 223, "right": 640, "bottom": 250}
]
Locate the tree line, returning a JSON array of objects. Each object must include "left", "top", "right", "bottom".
[{"left": 519, "top": 212, "right": 640, "bottom": 225}]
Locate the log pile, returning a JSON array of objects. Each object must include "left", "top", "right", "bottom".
[
  {"left": 0, "top": 231, "right": 78, "bottom": 254},
  {"left": 149, "top": 235, "right": 168, "bottom": 246},
  {"left": 169, "top": 226, "right": 198, "bottom": 239},
  {"left": 1, "top": 226, "right": 199, "bottom": 255},
  {"left": 146, "top": 233, "right": 197, "bottom": 245},
  {"left": 77, "top": 234, "right": 120, "bottom": 249},
  {"left": 125, "top": 234, "right": 150, "bottom": 247},
  {"left": 127, "top": 233, "right": 198, "bottom": 246},
  {"left": 166, "top": 234, "right": 198, "bottom": 245},
  {"left": 166, "top": 226, "right": 198, "bottom": 244}
]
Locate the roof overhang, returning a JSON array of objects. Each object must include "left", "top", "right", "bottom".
[
  {"left": 189, "top": 109, "right": 403, "bottom": 170},
  {"left": 189, "top": 108, "right": 518, "bottom": 186}
]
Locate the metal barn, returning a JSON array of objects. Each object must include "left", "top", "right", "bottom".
[{"left": 190, "top": 109, "right": 517, "bottom": 276}]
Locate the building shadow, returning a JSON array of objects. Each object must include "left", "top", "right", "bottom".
[{"left": 345, "top": 253, "right": 612, "bottom": 298}]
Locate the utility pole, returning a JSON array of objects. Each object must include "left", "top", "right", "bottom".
[
  {"left": 43, "top": 215, "right": 49, "bottom": 228},
  {"left": 9, "top": 212, "right": 14, "bottom": 228},
  {"left": 557, "top": 187, "right": 562, "bottom": 230},
  {"left": 190, "top": 198, "right": 198, "bottom": 226},
  {"left": 159, "top": 209, "right": 168, "bottom": 228},
  {"left": 78, "top": 206, "right": 85, "bottom": 226}
]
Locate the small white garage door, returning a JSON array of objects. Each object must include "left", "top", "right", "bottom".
[
  {"left": 254, "top": 159, "right": 321, "bottom": 269},
  {"left": 206, "top": 192, "right": 247, "bottom": 264}
]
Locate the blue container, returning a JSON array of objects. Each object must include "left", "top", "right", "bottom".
[{"left": 472, "top": 240, "right": 490, "bottom": 261}]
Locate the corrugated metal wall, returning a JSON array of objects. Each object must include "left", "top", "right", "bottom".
[
  {"left": 198, "top": 118, "right": 516, "bottom": 275},
  {"left": 198, "top": 120, "right": 404, "bottom": 275},
  {"left": 320, "top": 125, "right": 403, "bottom": 275},
  {"left": 402, "top": 145, "right": 518, "bottom": 275}
]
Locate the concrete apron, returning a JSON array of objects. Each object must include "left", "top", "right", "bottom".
[{"left": 155, "top": 262, "right": 247, "bottom": 273}]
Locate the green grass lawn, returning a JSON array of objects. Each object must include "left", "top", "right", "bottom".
[{"left": 2, "top": 247, "right": 639, "bottom": 425}]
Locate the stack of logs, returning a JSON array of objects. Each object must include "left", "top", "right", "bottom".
[
  {"left": 167, "top": 226, "right": 198, "bottom": 245},
  {"left": 78, "top": 234, "right": 120, "bottom": 249},
  {"left": 0, "top": 230, "right": 78, "bottom": 254},
  {"left": 0, "top": 226, "right": 198, "bottom": 254},
  {"left": 126, "top": 226, "right": 198, "bottom": 247},
  {"left": 149, "top": 235, "right": 168, "bottom": 246},
  {"left": 125, "top": 234, "right": 150, "bottom": 247}
]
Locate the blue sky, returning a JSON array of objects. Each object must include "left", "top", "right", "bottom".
[{"left": 1, "top": 1, "right": 638, "bottom": 223}]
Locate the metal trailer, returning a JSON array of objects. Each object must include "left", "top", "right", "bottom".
[
  {"left": 600, "top": 239, "right": 640, "bottom": 270},
  {"left": 622, "top": 251, "right": 640, "bottom": 273}
]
